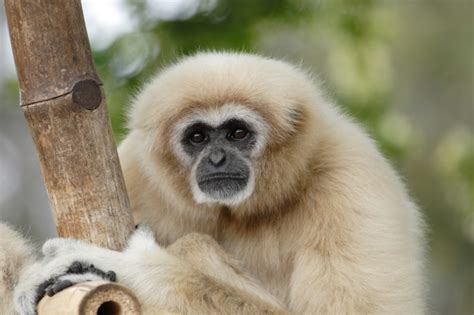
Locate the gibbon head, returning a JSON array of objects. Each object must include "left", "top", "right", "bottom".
[{"left": 128, "top": 52, "right": 328, "bottom": 216}]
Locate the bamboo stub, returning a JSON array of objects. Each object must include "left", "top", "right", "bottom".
[{"left": 37, "top": 281, "right": 141, "bottom": 315}]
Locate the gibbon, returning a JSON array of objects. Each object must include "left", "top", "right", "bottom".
[{"left": 1, "top": 52, "right": 425, "bottom": 314}]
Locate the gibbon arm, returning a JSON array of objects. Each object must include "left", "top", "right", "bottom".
[
  {"left": 14, "top": 228, "right": 288, "bottom": 314},
  {"left": 168, "top": 233, "right": 288, "bottom": 313}
]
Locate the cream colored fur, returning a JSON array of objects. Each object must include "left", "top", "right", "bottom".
[
  {"left": 0, "top": 52, "right": 425, "bottom": 314},
  {"left": 0, "top": 224, "right": 35, "bottom": 315},
  {"left": 119, "top": 52, "right": 426, "bottom": 313}
]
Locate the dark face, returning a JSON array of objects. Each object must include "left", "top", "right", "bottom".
[{"left": 181, "top": 119, "right": 256, "bottom": 201}]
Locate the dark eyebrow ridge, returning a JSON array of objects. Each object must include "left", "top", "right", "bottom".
[
  {"left": 184, "top": 118, "right": 252, "bottom": 131},
  {"left": 218, "top": 118, "right": 252, "bottom": 130}
]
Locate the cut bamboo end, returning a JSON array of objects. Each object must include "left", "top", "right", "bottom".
[{"left": 37, "top": 281, "right": 141, "bottom": 315}]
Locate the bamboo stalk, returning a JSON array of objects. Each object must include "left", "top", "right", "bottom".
[{"left": 4, "top": 0, "right": 140, "bottom": 313}]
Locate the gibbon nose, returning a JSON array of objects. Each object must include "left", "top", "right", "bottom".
[{"left": 209, "top": 148, "right": 226, "bottom": 167}]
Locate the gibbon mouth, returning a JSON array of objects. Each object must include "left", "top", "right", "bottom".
[
  {"left": 199, "top": 172, "right": 248, "bottom": 183},
  {"left": 197, "top": 172, "right": 249, "bottom": 198}
]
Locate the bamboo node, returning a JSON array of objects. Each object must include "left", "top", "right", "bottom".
[{"left": 72, "top": 79, "right": 102, "bottom": 110}]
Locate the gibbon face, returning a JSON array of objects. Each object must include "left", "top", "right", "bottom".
[
  {"left": 128, "top": 52, "right": 322, "bottom": 214},
  {"left": 173, "top": 104, "right": 269, "bottom": 205}
]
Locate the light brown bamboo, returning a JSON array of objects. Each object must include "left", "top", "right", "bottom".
[
  {"left": 4, "top": 0, "right": 140, "bottom": 314},
  {"left": 37, "top": 282, "right": 141, "bottom": 315}
]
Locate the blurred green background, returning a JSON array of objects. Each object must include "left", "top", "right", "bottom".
[{"left": 0, "top": 0, "right": 472, "bottom": 313}]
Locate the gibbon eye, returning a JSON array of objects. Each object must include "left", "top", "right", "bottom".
[
  {"left": 190, "top": 132, "right": 207, "bottom": 144},
  {"left": 229, "top": 128, "right": 248, "bottom": 141}
]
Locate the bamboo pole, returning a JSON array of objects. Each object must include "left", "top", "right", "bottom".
[{"left": 4, "top": 0, "right": 140, "bottom": 313}]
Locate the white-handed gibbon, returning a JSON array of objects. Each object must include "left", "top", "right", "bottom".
[{"left": 1, "top": 52, "right": 425, "bottom": 314}]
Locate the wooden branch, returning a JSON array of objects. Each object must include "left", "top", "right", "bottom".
[{"left": 4, "top": 0, "right": 140, "bottom": 313}]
